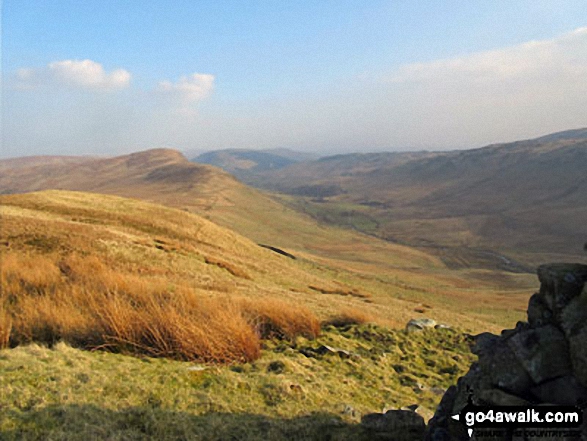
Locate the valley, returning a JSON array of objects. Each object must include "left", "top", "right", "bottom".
[
  {"left": 224, "top": 129, "right": 587, "bottom": 271},
  {"left": 1, "top": 129, "right": 584, "bottom": 439}
]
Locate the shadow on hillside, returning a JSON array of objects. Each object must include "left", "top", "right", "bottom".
[{"left": 0, "top": 403, "right": 369, "bottom": 441}]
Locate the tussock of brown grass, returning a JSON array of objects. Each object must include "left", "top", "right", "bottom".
[
  {"left": 0, "top": 307, "right": 11, "bottom": 349},
  {"left": 239, "top": 298, "right": 321, "bottom": 340},
  {"left": 1, "top": 252, "right": 319, "bottom": 363},
  {"left": 323, "top": 307, "right": 375, "bottom": 327},
  {"left": 308, "top": 284, "right": 371, "bottom": 299},
  {"left": 204, "top": 256, "right": 251, "bottom": 280}
]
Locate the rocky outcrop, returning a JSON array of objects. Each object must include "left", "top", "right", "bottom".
[{"left": 426, "top": 263, "right": 587, "bottom": 440}]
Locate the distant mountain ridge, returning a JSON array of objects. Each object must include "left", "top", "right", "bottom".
[
  {"left": 0, "top": 147, "right": 442, "bottom": 274},
  {"left": 242, "top": 128, "right": 587, "bottom": 268},
  {"left": 193, "top": 148, "right": 320, "bottom": 179}
]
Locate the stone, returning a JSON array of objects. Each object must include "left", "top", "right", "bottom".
[
  {"left": 537, "top": 263, "right": 587, "bottom": 320},
  {"left": 569, "top": 326, "right": 587, "bottom": 388},
  {"left": 507, "top": 324, "right": 572, "bottom": 383},
  {"left": 527, "top": 292, "right": 554, "bottom": 327},
  {"left": 301, "top": 345, "right": 358, "bottom": 359},
  {"left": 482, "top": 341, "right": 534, "bottom": 395},
  {"left": 362, "top": 410, "right": 426, "bottom": 441},
  {"left": 427, "top": 262, "right": 587, "bottom": 440},
  {"left": 406, "top": 318, "right": 437, "bottom": 332},
  {"left": 477, "top": 388, "right": 531, "bottom": 405},
  {"left": 472, "top": 332, "right": 500, "bottom": 357},
  {"left": 560, "top": 285, "right": 587, "bottom": 337},
  {"left": 530, "top": 375, "right": 587, "bottom": 405}
]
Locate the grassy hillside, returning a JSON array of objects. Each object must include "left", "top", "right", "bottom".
[
  {"left": 195, "top": 149, "right": 298, "bottom": 177},
  {"left": 245, "top": 129, "right": 587, "bottom": 270},
  {"left": 0, "top": 190, "right": 537, "bottom": 439},
  {"left": 0, "top": 149, "right": 443, "bottom": 273},
  {"left": 0, "top": 325, "right": 475, "bottom": 440},
  {"left": 0, "top": 190, "right": 532, "bottom": 345}
]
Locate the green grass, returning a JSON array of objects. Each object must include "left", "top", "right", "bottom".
[{"left": 0, "top": 325, "right": 475, "bottom": 440}]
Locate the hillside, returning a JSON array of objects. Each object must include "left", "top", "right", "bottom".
[
  {"left": 0, "top": 148, "right": 450, "bottom": 273},
  {"left": 194, "top": 148, "right": 318, "bottom": 180},
  {"left": 246, "top": 129, "right": 587, "bottom": 270},
  {"left": 0, "top": 190, "right": 532, "bottom": 439},
  {"left": 0, "top": 190, "right": 532, "bottom": 334}
]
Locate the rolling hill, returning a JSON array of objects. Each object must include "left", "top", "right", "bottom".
[
  {"left": 0, "top": 152, "right": 538, "bottom": 330},
  {"left": 0, "top": 190, "right": 528, "bottom": 349},
  {"left": 243, "top": 129, "right": 587, "bottom": 270},
  {"left": 1, "top": 190, "right": 486, "bottom": 438},
  {"left": 0, "top": 148, "right": 445, "bottom": 273},
  {"left": 193, "top": 148, "right": 319, "bottom": 180}
]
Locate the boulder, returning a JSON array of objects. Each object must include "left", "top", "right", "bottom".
[
  {"left": 559, "top": 284, "right": 587, "bottom": 336},
  {"left": 426, "top": 261, "right": 587, "bottom": 440},
  {"left": 537, "top": 263, "right": 587, "bottom": 320},
  {"left": 527, "top": 292, "right": 553, "bottom": 327},
  {"left": 482, "top": 341, "right": 534, "bottom": 395},
  {"left": 406, "top": 318, "right": 437, "bottom": 333},
  {"left": 477, "top": 388, "right": 531, "bottom": 405},
  {"left": 506, "top": 324, "right": 572, "bottom": 383},
  {"left": 530, "top": 375, "right": 587, "bottom": 405},
  {"left": 569, "top": 326, "right": 587, "bottom": 387},
  {"left": 471, "top": 332, "right": 500, "bottom": 357}
]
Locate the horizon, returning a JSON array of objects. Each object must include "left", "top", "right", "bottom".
[{"left": 2, "top": 1, "right": 587, "bottom": 158}]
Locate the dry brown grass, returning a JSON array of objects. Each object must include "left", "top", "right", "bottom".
[
  {"left": 239, "top": 297, "right": 321, "bottom": 340},
  {"left": 204, "top": 256, "right": 252, "bottom": 280},
  {"left": 0, "top": 306, "right": 11, "bottom": 349},
  {"left": 1, "top": 252, "right": 321, "bottom": 363},
  {"left": 323, "top": 307, "right": 376, "bottom": 327},
  {"left": 308, "top": 284, "right": 371, "bottom": 299}
]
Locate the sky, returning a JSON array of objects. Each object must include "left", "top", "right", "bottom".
[{"left": 2, "top": 0, "right": 587, "bottom": 158}]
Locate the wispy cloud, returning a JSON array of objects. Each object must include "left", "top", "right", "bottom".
[
  {"left": 389, "top": 27, "right": 587, "bottom": 88},
  {"left": 15, "top": 59, "right": 131, "bottom": 91},
  {"left": 371, "top": 26, "right": 587, "bottom": 146}
]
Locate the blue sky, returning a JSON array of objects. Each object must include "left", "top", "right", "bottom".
[{"left": 3, "top": 1, "right": 587, "bottom": 157}]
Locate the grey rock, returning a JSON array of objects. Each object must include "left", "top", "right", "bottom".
[
  {"left": 301, "top": 345, "right": 359, "bottom": 359},
  {"left": 530, "top": 375, "right": 587, "bottom": 405},
  {"left": 472, "top": 332, "right": 500, "bottom": 357},
  {"left": 560, "top": 285, "right": 587, "bottom": 337},
  {"left": 483, "top": 341, "right": 534, "bottom": 395},
  {"left": 477, "top": 388, "right": 531, "bottom": 405},
  {"left": 425, "top": 386, "right": 470, "bottom": 441},
  {"left": 507, "top": 324, "right": 572, "bottom": 383},
  {"left": 406, "top": 318, "right": 437, "bottom": 333},
  {"left": 537, "top": 263, "right": 587, "bottom": 320},
  {"left": 527, "top": 292, "right": 554, "bottom": 327},
  {"left": 427, "top": 262, "right": 587, "bottom": 441},
  {"left": 569, "top": 326, "right": 587, "bottom": 388}
]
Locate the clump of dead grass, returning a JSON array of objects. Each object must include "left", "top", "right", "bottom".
[
  {"left": 0, "top": 307, "right": 11, "bottom": 349},
  {"left": 204, "top": 256, "right": 251, "bottom": 280},
  {"left": 240, "top": 297, "right": 321, "bottom": 340},
  {"left": 1, "top": 252, "right": 320, "bottom": 363},
  {"left": 323, "top": 307, "right": 375, "bottom": 328}
]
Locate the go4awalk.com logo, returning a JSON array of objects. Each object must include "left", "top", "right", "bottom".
[{"left": 452, "top": 404, "right": 583, "bottom": 438}]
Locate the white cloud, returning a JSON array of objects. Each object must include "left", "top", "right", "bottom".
[
  {"left": 157, "top": 73, "right": 215, "bottom": 104},
  {"left": 48, "top": 59, "right": 131, "bottom": 89},
  {"left": 389, "top": 27, "right": 587, "bottom": 87},
  {"left": 15, "top": 59, "right": 131, "bottom": 91},
  {"left": 376, "top": 26, "right": 587, "bottom": 146}
]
